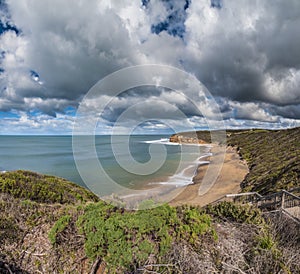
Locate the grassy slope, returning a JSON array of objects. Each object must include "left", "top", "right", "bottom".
[
  {"left": 0, "top": 128, "right": 300, "bottom": 273},
  {"left": 172, "top": 127, "right": 300, "bottom": 194},
  {"left": 226, "top": 127, "right": 300, "bottom": 194}
]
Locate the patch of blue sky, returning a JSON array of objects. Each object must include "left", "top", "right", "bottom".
[
  {"left": 0, "top": 18, "right": 20, "bottom": 35},
  {"left": 0, "top": 111, "right": 20, "bottom": 119},
  {"left": 28, "top": 110, "right": 42, "bottom": 117},
  {"left": 0, "top": 51, "right": 5, "bottom": 73},
  {"left": 148, "top": 0, "right": 221, "bottom": 39},
  {"left": 64, "top": 106, "right": 77, "bottom": 116},
  {"left": 29, "top": 70, "right": 43, "bottom": 84},
  {"left": 148, "top": 0, "right": 191, "bottom": 39},
  {"left": 0, "top": 0, "right": 20, "bottom": 35},
  {"left": 30, "top": 70, "right": 39, "bottom": 79},
  {"left": 141, "top": 0, "right": 150, "bottom": 7},
  {"left": 211, "top": 0, "right": 222, "bottom": 9}
]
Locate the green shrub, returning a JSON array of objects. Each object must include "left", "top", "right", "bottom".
[
  {"left": 206, "top": 201, "right": 264, "bottom": 225},
  {"left": 257, "top": 232, "right": 276, "bottom": 250},
  {"left": 77, "top": 202, "right": 216, "bottom": 272},
  {"left": 178, "top": 206, "right": 217, "bottom": 243},
  {"left": 48, "top": 215, "right": 71, "bottom": 245},
  {"left": 0, "top": 170, "right": 99, "bottom": 204}
]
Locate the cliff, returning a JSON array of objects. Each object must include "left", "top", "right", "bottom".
[
  {"left": 169, "top": 134, "right": 207, "bottom": 144},
  {"left": 170, "top": 130, "right": 212, "bottom": 144}
]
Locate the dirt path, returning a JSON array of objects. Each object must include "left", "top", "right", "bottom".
[{"left": 169, "top": 146, "right": 249, "bottom": 207}]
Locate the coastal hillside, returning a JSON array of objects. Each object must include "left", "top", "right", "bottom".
[
  {"left": 1, "top": 127, "right": 300, "bottom": 273},
  {"left": 227, "top": 128, "right": 299, "bottom": 195},
  {"left": 170, "top": 127, "right": 300, "bottom": 195},
  {"left": 1, "top": 170, "right": 300, "bottom": 273}
]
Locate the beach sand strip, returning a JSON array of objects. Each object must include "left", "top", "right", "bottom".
[{"left": 169, "top": 145, "right": 249, "bottom": 207}]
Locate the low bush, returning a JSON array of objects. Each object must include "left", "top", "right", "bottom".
[
  {"left": 0, "top": 170, "right": 99, "bottom": 204},
  {"left": 76, "top": 202, "right": 216, "bottom": 272},
  {"left": 205, "top": 201, "right": 264, "bottom": 225},
  {"left": 48, "top": 215, "right": 71, "bottom": 245}
]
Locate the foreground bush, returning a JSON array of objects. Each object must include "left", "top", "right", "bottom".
[{"left": 0, "top": 170, "right": 99, "bottom": 204}]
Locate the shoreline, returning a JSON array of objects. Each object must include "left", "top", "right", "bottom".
[
  {"left": 111, "top": 144, "right": 249, "bottom": 209},
  {"left": 169, "top": 145, "right": 249, "bottom": 207}
]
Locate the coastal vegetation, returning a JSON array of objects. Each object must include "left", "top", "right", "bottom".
[
  {"left": 171, "top": 127, "right": 300, "bottom": 194},
  {"left": 0, "top": 127, "right": 299, "bottom": 273},
  {"left": 226, "top": 127, "right": 300, "bottom": 194},
  {"left": 0, "top": 170, "right": 99, "bottom": 204}
]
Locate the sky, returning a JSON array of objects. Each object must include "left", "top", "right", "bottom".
[{"left": 0, "top": 0, "right": 300, "bottom": 135}]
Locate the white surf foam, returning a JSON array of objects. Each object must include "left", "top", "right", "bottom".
[
  {"left": 148, "top": 151, "right": 212, "bottom": 188},
  {"left": 135, "top": 138, "right": 213, "bottom": 188},
  {"left": 198, "top": 153, "right": 212, "bottom": 159},
  {"left": 141, "top": 138, "right": 212, "bottom": 147},
  {"left": 142, "top": 138, "right": 180, "bottom": 146},
  {"left": 148, "top": 162, "right": 198, "bottom": 187}
]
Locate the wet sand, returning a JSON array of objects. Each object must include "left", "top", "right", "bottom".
[{"left": 169, "top": 145, "right": 249, "bottom": 207}]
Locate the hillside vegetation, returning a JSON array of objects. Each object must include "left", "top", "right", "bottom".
[
  {"left": 226, "top": 128, "right": 299, "bottom": 194},
  {"left": 171, "top": 127, "right": 300, "bottom": 194},
  {"left": 0, "top": 170, "right": 99, "bottom": 204},
  {"left": 1, "top": 181, "right": 299, "bottom": 273},
  {"left": 0, "top": 127, "right": 300, "bottom": 273}
]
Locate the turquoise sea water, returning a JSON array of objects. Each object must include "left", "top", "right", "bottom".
[{"left": 0, "top": 135, "right": 210, "bottom": 193}]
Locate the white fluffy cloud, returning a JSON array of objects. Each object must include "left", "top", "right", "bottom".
[
  {"left": 0, "top": 0, "right": 299, "bottom": 134},
  {"left": 0, "top": 112, "right": 75, "bottom": 134}
]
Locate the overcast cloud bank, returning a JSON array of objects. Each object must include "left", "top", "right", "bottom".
[{"left": 0, "top": 0, "right": 299, "bottom": 134}]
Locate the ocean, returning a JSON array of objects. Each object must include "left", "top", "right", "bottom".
[{"left": 0, "top": 135, "right": 211, "bottom": 199}]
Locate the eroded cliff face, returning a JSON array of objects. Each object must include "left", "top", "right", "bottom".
[{"left": 169, "top": 134, "right": 207, "bottom": 144}]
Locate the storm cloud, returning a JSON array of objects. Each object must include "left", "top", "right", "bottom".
[{"left": 0, "top": 0, "right": 299, "bottom": 133}]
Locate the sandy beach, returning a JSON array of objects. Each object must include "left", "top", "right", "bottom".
[
  {"left": 103, "top": 143, "right": 249, "bottom": 209},
  {"left": 169, "top": 145, "right": 249, "bottom": 207}
]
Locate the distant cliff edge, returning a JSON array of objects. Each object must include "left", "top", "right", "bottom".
[{"left": 169, "top": 133, "right": 208, "bottom": 144}]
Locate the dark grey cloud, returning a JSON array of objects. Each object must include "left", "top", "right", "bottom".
[
  {"left": 256, "top": 0, "right": 300, "bottom": 71},
  {"left": 184, "top": 0, "right": 300, "bottom": 108},
  {"left": 270, "top": 104, "right": 300, "bottom": 120},
  {"left": 187, "top": 39, "right": 265, "bottom": 103},
  {"left": 95, "top": 86, "right": 203, "bottom": 124}
]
